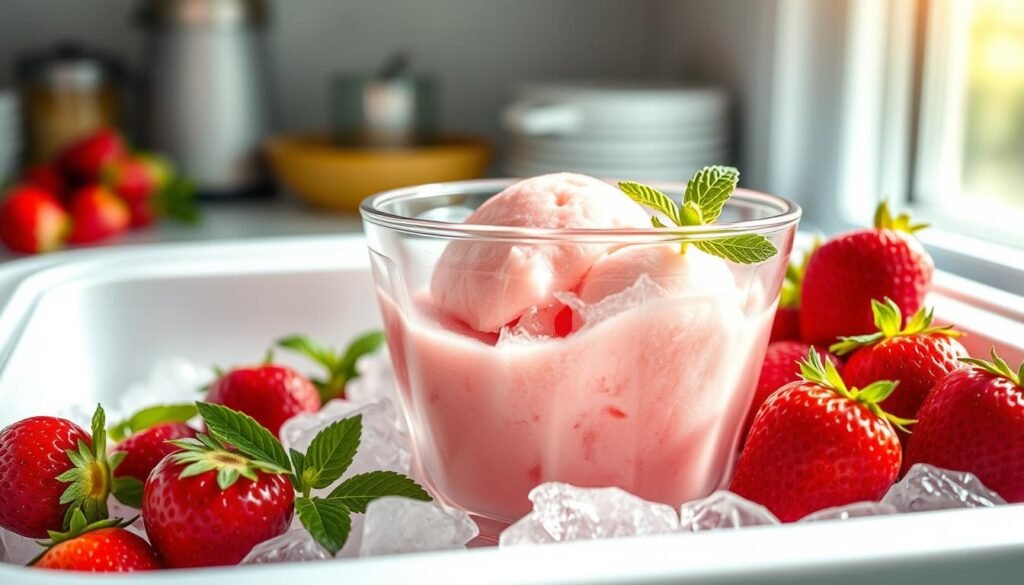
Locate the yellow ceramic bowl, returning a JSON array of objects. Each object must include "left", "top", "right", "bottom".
[{"left": 265, "top": 134, "right": 492, "bottom": 213}]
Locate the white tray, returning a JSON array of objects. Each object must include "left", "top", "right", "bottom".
[{"left": 0, "top": 234, "right": 1022, "bottom": 584}]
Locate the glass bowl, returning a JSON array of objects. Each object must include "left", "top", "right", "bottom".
[{"left": 360, "top": 178, "right": 801, "bottom": 534}]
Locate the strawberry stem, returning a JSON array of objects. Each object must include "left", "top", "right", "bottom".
[
  {"left": 960, "top": 347, "right": 1023, "bottom": 387},
  {"left": 873, "top": 200, "right": 929, "bottom": 234}
]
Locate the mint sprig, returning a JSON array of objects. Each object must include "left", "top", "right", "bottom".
[
  {"left": 277, "top": 331, "right": 386, "bottom": 402},
  {"left": 618, "top": 165, "right": 778, "bottom": 264},
  {"left": 194, "top": 401, "right": 431, "bottom": 556}
]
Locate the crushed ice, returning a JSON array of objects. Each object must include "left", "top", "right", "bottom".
[
  {"left": 359, "top": 497, "right": 479, "bottom": 557},
  {"left": 556, "top": 273, "right": 667, "bottom": 331},
  {"left": 678, "top": 490, "right": 779, "bottom": 531},
  {"left": 882, "top": 464, "right": 1006, "bottom": 512}
]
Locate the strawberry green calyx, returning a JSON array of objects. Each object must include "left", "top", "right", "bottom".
[
  {"left": 169, "top": 434, "right": 287, "bottom": 490},
  {"left": 29, "top": 509, "right": 134, "bottom": 566},
  {"left": 874, "top": 200, "right": 928, "bottom": 234},
  {"left": 55, "top": 405, "right": 139, "bottom": 526},
  {"left": 830, "top": 298, "right": 961, "bottom": 356},
  {"left": 276, "top": 331, "right": 386, "bottom": 402},
  {"left": 617, "top": 165, "right": 778, "bottom": 264},
  {"left": 798, "top": 349, "right": 916, "bottom": 432},
  {"left": 960, "top": 347, "right": 1024, "bottom": 388}
]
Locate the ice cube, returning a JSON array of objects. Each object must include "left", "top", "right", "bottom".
[
  {"left": 498, "top": 482, "right": 679, "bottom": 546},
  {"left": 280, "top": 398, "right": 412, "bottom": 494},
  {"left": 496, "top": 305, "right": 565, "bottom": 345},
  {"left": 800, "top": 501, "right": 898, "bottom": 522},
  {"left": 242, "top": 527, "right": 332, "bottom": 564},
  {"left": 359, "top": 497, "right": 478, "bottom": 557},
  {"left": 882, "top": 464, "right": 1007, "bottom": 513},
  {"left": 0, "top": 529, "right": 43, "bottom": 565},
  {"left": 556, "top": 274, "right": 667, "bottom": 331},
  {"left": 345, "top": 352, "right": 403, "bottom": 424},
  {"left": 678, "top": 491, "right": 779, "bottom": 532}
]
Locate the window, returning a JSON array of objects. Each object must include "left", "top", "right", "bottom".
[{"left": 914, "top": 0, "right": 1024, "bottom": 248}]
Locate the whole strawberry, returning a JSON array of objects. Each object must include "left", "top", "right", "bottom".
[
  {"left": 23, "top": 164, "right": 66, "bottom": 199},
  {"left": 832, "top": 299, "right": 966, "bottom": 439},
  {"left": 112, "top": 422, "right": 197, "bottom": 484},
  {"left": 0, "top": 406, "right": 130, "bottom": 538},
  {"left": 742, "top": 340, "right": 843, "bottom": 439},
  {"left": 904, "top": 349, "right": 1024, "bottom": 502},
  {"left": 58, "top": 128, "right": 126, "bottom": 182},
  {"left": 770, "top": 238, "right": 819, "bottom": 342},
  {"left": 143, "top": 434, "right": 294, "bottom": 567},
  {"left": 32, "top": 510, "right": 161, "bottom": 572},
  {"left": 801, "top": 202, "right": 933, "bottom": 344},
  {"left": 730, "top": 350, "right": 909, "bottom": 521},
  {"left": 67, "top": 185, "right": 131, "bottom": 245},
  {"left": 0, "top": 185, "right": 70, "bottom": 254},
  {"left": 207, "top": 362, "right": 321, "bottom": 438}
]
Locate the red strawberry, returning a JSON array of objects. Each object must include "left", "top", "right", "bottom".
[
  {"left": 832, "top": 299, "right": 967, "bottom": 440},
  {"left": 32, "top": 511, "right": 161, "bottom": 572},
  {"left": 904, "top": 349, "right": 1024, "bottom": 502},
  {"left": 67, "top": 185, "right": 130, "bottom": 245},
  {"left": 0, "top": 185, "right": 70, "bottom": 254},
  {"left": 23, "top": 164, "right": 66, "bottom": 198},
  {"left": 206, "top": 363, "right": 321, "bottom": 438},
  {"left": 58, "top": 128, "right": 127, "bottom": 182},
  {"left": 770, "top": 237, "right": 819, "bottom": 342},
  {"left": 142, "top": 435, "right": 294, "bottom": 567},
  {"left": 112, "top": 422, "right": 197, "bottom": 483},
  {"left": 730, "top": 350, "right": 908, "bottom": 521},
  {"left": 742, "top": 340, "right": 843, "bottom": 439},
  {"left": 0, "top": 406, "right": 127, "bottom": 538},
  {"left": 102, "top": 156, "right": 159, "bottom": 203},
  {"left": 800, "top": 202, "right": 933, "bottom": 344}
]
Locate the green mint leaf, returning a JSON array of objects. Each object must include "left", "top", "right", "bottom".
[
  {"left": 327, "top": 471, "right": 431, "bottom": 513},
  {"left": 303, "top": 416, "right": 362, "bottom": 491},
  {"left": 680, "top": 200, "right": 704, "bottom": 226},
  {"left": 617, "top": 181, "right": 680, "bottom": 225},
  {"left": 338, "top": 331, "right": 386, "bottom": 381},
  {"left": 195, "top": 402, "right": 290, "bottom": 471},
  {"left": 693, "top": 234, "right": 777, "bottom": 264},
  {"left": 109, "top": 404, "right": 198, "bottom": 442},
  {"left": 295, "top": 496, "right": 352, "bottom": 556},
  {"left": 111, "top": 476, "right": 144, "bottom": 509},
  {"left": 683, "top": 165, "right": 739, "bottom": 224},
  {"left": 651, "top": 216, "right": 667, "bottom": 228}
]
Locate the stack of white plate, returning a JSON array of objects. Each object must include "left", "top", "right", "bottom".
[
  {"left": 503, "top": 82, "right": 730, "bottom": 182},
  {"left": 0, "top": 91, "right": 20, "bottom": 185}
]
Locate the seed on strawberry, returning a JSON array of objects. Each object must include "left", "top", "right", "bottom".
[
  {"left": 31, "top": 509, "right": 161, "bottom": 572},
  {"left": 832, "top": 298, "right": 967, "bottom": 440},
  {"left": 142, "top": 433, "right": 294, "bottom": 567},
  {"left": 730, "top": 350, "right": 909, "bottom": 521},
  {"left": 742, "top": 340, "right": 843, "bottom": 440},
  {"left": 801, "top": 202, "right": 933, "bottom": 344},
  {"left": 904, "top": 348, "right": 1024, "bottom": 502}
]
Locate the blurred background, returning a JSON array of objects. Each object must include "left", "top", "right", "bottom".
[{"left": 0, "top": 0, "right": 1020, "bottom": 291}]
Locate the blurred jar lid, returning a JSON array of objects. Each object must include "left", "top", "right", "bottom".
[
  {"left": 16, "top": 43, "right": 126, "bottom": 90},
  {"left": 137, "top": 0, "right": 268, "bottom": 29}
]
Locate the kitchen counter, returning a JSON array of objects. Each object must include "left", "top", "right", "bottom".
[{"left": 0, "top": 196, "right": 365, "bottom": 263}]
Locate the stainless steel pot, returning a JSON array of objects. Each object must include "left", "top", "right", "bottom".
[{"left": 138, "top": 0, "right": 272, "bottom": 197}]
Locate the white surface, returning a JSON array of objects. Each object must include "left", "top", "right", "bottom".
[{"left": 0, "top": 234, "right": 1022, "bottom": 583}]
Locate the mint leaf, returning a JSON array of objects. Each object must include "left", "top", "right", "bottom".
[
  {"left": 338, "top": 331, "right": 386, "bottom": 381},
  {"left": 693, "top": 234, "right": 777, "bottom": 264},
  {"left": 617, "top": 181, "right": 680, "bottom": 224},
  {"left": 327, "top": 471, "right": 431, "bottom": 513},
  {"left": 111, "top": 476, "right": 144, "bottom": 509},
  {"left": 295, "top": 496, "right": 352, "bottom": 556},
  {"left": 303, "top": 416, "right": 362, "bottom": 491},
  {"left": 108, "top": 404, "right": 198, "bottom": 442},
  {"left": 195, "top": 402, "right": 290, "bottom": 471},
  {"left": 683, "top": 165, "right": 739, "bottom": 224}
]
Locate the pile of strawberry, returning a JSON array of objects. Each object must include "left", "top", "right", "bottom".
[
  {"left": 0, "top": 332, "right": 417, "bottom": 573},
  {"left": 0, "top": 128, "right": 197, "bottom": 254},
  {"left": 732, "top": 202, "right": 1024, "bottom": 521}
]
